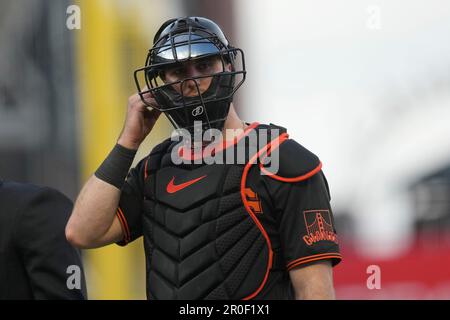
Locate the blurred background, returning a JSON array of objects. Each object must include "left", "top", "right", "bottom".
[{"left": 0, "top": 0, "right": 449, "bottom": 299}]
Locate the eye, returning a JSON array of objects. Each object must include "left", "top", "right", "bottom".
[
  {"left": 195, "top": 59, "right": 215, "bottom": 73},
  {"left": 172, "top": 68, "right": 183, "bottom": 75},
  {"left": 165, "top": 66, "right": 186, "bottom": 80},
  {"left": 197, "top": 62, "right": 210, "bottom": 71}
]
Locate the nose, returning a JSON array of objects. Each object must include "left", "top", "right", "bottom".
[
  {"left": 181, "top": 65, "right": 204, "bottom": 96},
  {"left": 181, "top": 79, "right": 201, "bottom": 97},
  {"left": 186, "top": 64, "right": 201, "bottom": 78}
]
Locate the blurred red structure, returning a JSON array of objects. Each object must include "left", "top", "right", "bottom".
[{"left": 334, "top": 235, "right": 450, "bottom": 299}]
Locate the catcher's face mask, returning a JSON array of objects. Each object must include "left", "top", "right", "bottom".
[{"left": 134, "top": 17, "right": 246, "bottom": 136}]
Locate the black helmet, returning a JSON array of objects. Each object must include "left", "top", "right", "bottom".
[{"left": 134, "top": 17, "right": 246, "bottom": 135}]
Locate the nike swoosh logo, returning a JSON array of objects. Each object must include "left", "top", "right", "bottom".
[{"left": 166, "top": 175, "right": 207, "bottom": 194}]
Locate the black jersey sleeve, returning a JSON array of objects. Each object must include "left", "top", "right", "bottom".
[
  {"left": 115, "top": 156, "right": 148, "bottom": 246},
  {"left": 278, "top": 171, "right": 342, "bottom": 271},
  {"left": 260, "top": 137, "right": 342, "bottom": 271}
]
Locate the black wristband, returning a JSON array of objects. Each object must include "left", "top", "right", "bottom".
[{"left": 95, "top": 144, "right": 137, "bottom": 189}]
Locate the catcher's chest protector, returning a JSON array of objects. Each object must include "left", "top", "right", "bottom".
[{"left": 142, "top": 125, "right": 285, "bottom": 299}]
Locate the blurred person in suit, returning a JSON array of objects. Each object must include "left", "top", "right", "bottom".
[{"left": 0, "top": 180, "right": 87, "bottom": 299}]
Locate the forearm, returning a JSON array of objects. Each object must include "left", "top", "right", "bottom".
[
  {"left": 66, "top": 175, "right": 121, "bottom": 248},
  {"left": 66, "top": 93, "right": 159, "bottom": 248},
  {"left": 294, "top": 281, "right": 336, "bottom": 300},
  {"left": 66, "top": 141, "right": 138, "bottom": 248},
  {"left": 290, "top": 260, "right": 336, "bottom": 300}
]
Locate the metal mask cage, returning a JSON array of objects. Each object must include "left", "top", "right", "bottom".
[
  {"left": 133, "top": 24, "right": 246, "bottom": 134},
  {"left": 134, "top": 47, "right": 246, "bottom": 112}
]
